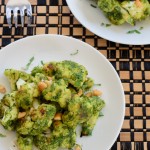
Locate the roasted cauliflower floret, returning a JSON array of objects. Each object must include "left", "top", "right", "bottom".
[
  {"left": 15, "top": 83, "right": 34, "bottom": 110},
  {"left": 121, "top": 0, "right": 150, "bottom": 20},
  {"left": 33, "top": 60, "right": 88, "bottom": 89},
  {"left": 98, "top": 0, "right": 150, "bottom": 25},
  {"left": 52, "top": 121, "right": 76, "bottom": 149},
  {"left": 17, "top": 135, "right": 33, "bottom": 150},
  {"left": 81, "top": 111, "right": 100, "bottom": 136},
  {"left": 4, "top": 69, "right": 32, "bottom": 91},
  {"left": 62, "top": 96, "right": 105, "bottom": 130},
  {"left": 17, "top": 104, "right": 56, "bottom": 135},
  {"left": 0, "top": 92, "right": 18, "bottom": 130},
  {"left": 98, "top": 0, "right": 135, "bottom": 25},
  {"left": 34, "top": 134, "right": 59, "bottom": 150},
  {"left": 42, "top": 79, "right": 71, "bottom": 108},
  {"left": 51, "top": 60, "right": 88, "bottom": 89},
  {"left": 35, "top": 121, "right": 76, "bottom": 150}
]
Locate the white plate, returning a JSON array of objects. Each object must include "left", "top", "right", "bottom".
[
  {"left": 0, "top": 35, "right": 125, "bottom": 150},
  {"left": 66, "top": 0, "right": 150, "bottom": 45}
]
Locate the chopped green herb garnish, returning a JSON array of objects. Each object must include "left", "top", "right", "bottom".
[
  {"left": 101, "top": 23, "right": 111, "bottom": 27},
  {"left": 94, "top": 84, "right": 101, "bottom": 86},
  {"left": 41, "top": 60, "right": 44, "bottom": 65},
  {"left": 106, "top": 24, "right": 111, "bottom": 27},
  {"left": 127, "top": 29, "right": 141, "bottom": 34},
  {"left": 99, "top": 112, "right": 104, "bottom": 117},
  {"left": 139, "top": 27, "right": 143, "bottom": 30},
  {"left": 90, "top": 4, "right": 97, "bottom": 8},
  {"left": 70, "top": 50, "right": 79, "bottom": 56},
  {"left": 24, "top": 56, "right": 35, "bottom": 70},
  {"left": 101, "top": 23, "right": 105, "bottom": 26},
  {"left": 0, "top": 133, "right": 6, "bottom": 137}
]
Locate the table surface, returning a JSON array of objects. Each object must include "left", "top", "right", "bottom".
[{"left": 0, "top": 0, "right": 150, "bottom": 149}]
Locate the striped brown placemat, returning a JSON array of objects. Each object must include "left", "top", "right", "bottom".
[{"left": 0, "top": 0, "right": 150, "bottom": 149}]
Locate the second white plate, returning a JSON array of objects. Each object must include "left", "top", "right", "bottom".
[{"left": 66, "top": 0, "right": 150, "bottom": 45}]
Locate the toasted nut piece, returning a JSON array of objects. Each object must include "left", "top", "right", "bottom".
[
  {"left": 18, "top": 112, "right": 26, "bottom": 119},
  {"left": 85, "top": 92, "right": 92, "bottom": 97},
  {"left": 38, "top": 82, "right": 47, "bottom": 91},
  {"left": 75, "top": 145, "right": 82, "bottom": 150},
  {"left": 78, "top": 89, "right": 83, "bottom": 96},
  {"left": 0, "top": 85, "right": 6, "bottom": 94},
  {"left": 54, "top": 113, "right": 62, "bottom": 121},
  {"left": 48, "top": 64, "right": 54, "bottom": 70},
  {"left": 135, "top": 0, "right": 142, "bottom": 7},
  {"left": 93, "top": 89, "right": 102, "bottom": 96}
]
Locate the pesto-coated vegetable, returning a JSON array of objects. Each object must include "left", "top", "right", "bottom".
[
  {"left": 17, "top": 135, "right": 33, "bottom": 150},
  {"left": 0, "top": 60, "right": 105, "bottom": 150},
  {"left": 17, "top": 104, "right": 56, "bottom": 135},
  {"left": 0, "top": 92, "right": 18, "bottom": 130},
  {"left": 62, "top": 96, "right": 105, "bottom": 129},
  {"left": 4, "top": 69, "right": 32, "bottom": 91},
  {"left": 35, "top": 121, "right": 76, "bottom": 150},
  {"left": 97, "top": 0, "right": 150, "bottom": 25},
  {"left": 42, "top": 79, "right": 71, "bottom": 108}
]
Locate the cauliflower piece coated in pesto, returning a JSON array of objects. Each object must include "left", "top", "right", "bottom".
[
  {"left": 0, "top": 92, "right": 18, "bottom": 130},
  {"left": 17, "top": 135, "right": 33, "bottom": 150},
  {"left": 35, "top": 121, "right": 76, "bottom": 150},
  {"left": 33, "top": 60, "right": 88, "bottom": 89},
  {"left": 42, "top": 79, "right": 71, "bottom": 108},
  {"left": 98, "top": 0, "right": 150, "bottom": 25},
  {"left": 15, "top": 83, "right": 35, "bottom": 110},
  {"left": 52, "top": 121, "right": 76, "bottom": 149},
  {"left": 54, "top": 60, "right": 88, "bottom": 89},
  {"left": 121, "top": 0, "right": 150, "bottom": 21},
  {"left": 62, "top": 96, "right": 105, "bottom": 132},
  {"left": 17, "top": 104, "right": 56, "bottom": 135},
  {"left": 4, "top": 69, "right": 32, "bottom": 91},
  {"left": 34, "top": 134, "right": 59, "bottom": 150},
  {"left": 98, "top": 0, "right": 135, "bottom": 25}
]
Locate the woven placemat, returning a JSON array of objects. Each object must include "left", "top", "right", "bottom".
[{"left": 1, "top": 0, "right": 150, "bottom": 149}]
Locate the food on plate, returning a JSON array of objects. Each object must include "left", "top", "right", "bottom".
[
  {"left": 0, "top": 84, "right": 6, "bottom": 94},
  {"left": 0, "top": 60, "right": 105, "bottom": 150},
  {"left": 97, "top": 0, "right": 150, "bottom": 25}
]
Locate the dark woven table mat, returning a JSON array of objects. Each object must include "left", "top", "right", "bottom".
[{"left": 1, "top": 0, "right": 150, "bottom": 149}]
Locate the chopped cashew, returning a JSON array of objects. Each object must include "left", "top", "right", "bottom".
[
  {"left": 38, "top": 82, "right": 47, "bottom": 91},
  {"left": 85, "top": 92, "right": 93, "bottom": 97},
  {"left": 18, "top": 112, "right": 26, "bottom": 119},
  {"left": 85, "top": 89, "right": 102, "bottom": 97},
  {"left": 78, "top": 89, "right": 83, "bottom": 96},
  {"left": 75, "top": 145, "right": 82, "bottom": 150},
  {"left": 54, "top": 113, "right": 62, "bottom": 121},
  {"left": 135, "top": 0, "right": 142, "bottom": 7},
  {"left": 93, "top": 89, "right": 102, "bottom": 96},
  {"left": 0, "top": 84, "right": 6, "bottom": 94}
]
